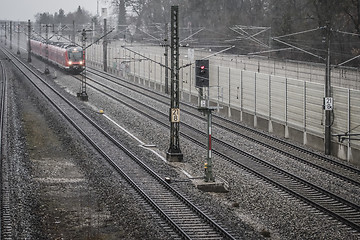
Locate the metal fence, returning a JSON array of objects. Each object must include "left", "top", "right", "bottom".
[{"left": 87, "top": 42, "right": 360, "bottom": 161}]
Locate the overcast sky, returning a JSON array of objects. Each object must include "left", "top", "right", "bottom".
[{"left": 0, "top": 0, "right": 100, "bottom": 21}]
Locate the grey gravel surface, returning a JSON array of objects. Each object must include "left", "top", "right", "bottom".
[
  {"left": 79, "top": 67, "right": 360, "bottom": 240},
  {"left": 2, "top": 47, "right": 360, "bottom": 239},
  {"left": 61, "top": 60, "right": 360, "bottom": 239}
]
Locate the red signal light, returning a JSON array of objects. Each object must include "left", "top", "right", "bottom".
[{"left": 195, "top": 59, "right": 209, "bottom": 87}]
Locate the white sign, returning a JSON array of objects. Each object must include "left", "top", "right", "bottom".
[
  {"left": 171, "top": 108, "right": 180, "bottom": 123},
  {"left": 324, "top": 97, "right": 333, "bottom": 111}
]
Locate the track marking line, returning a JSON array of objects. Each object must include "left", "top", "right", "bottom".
[
  {"left": 181, "top": 169, "right": 193, "bottom": 178},
  {"left": 103, "top": 114, "right": 167, "bottom": 162}
]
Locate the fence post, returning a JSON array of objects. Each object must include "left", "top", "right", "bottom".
[
  {"left": 303, "top": 81, "right": 307, "bottom": 145},
  {"left": 138, "top": 52, "right": 141, "bottom": 82},
  {"left": 154, "top": 55, "right": 157, "bottom": 90},
  {"left": 180, "top": 59, "right": 184, "bottom": 100},
  {"left": 189, "top": 63, "right": 192, "bottom": 103},
  {"left": 148, "top": 53, "right": 151, "bottom": 87},
  {"left": 240, "top": 70, "right": 243, "bottom": 122},
  {"left": 297, "top": 62, "right": 299, "bottom": 79},
  {"left": 254, "top": 72, "right": 257, "bottom": 128},
  {"left": 273, "top": 60, "right": 276, "bottom": 75},
  {"left": 228, "top": 67, "right": 231, "bottom": 117},
  {"left": 94, "top": 45, "right": 96, "bottom": 67},
  {"left": 285, "top": 77, "right": 289, "bottom": 138},
  {"left": 217, "top": 65, "right": 220, "bottom": 111},
  {"left": 160, "top": 55, "right": 163, "bottom": 92},
  {"left": 143, "top": 53, "right": 145, "bottom": 84},
  {"left": 347, "top": 89, "right": 351, "bottom": 162},
  {"left": 269, "top": 75, "right": 273, "bottom": 132}
]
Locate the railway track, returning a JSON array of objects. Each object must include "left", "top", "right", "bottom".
[
  {"left": 80, "top": 67, "right": 360, "bottom": 233},
  {"left": 0, "top": 57, "right": 12, "bottom": 239},
  {"left": 86, "top": 67, "right": 360, "bottom": 187},
  {"left": 2, "top": 48, "right": 237, "bottom": 239}
]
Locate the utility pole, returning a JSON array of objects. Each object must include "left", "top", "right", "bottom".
[
  {"left": 166, "top": 6, "right": 183, "bottom": 162},
  {"left": 324, "top": 23, "right": 332, "bottom": 155},
  {"left": 103, "top": 18, "right": 108, "bottom": 72},
  {"left": 5, "top": 22, "right": 7, "bottom": 46},
  {"left": 27, "top": 20, "right": 31, "bottom": 62},
  {"left": 77, "top": 29, "right": 88, "bottom": 101},
  {"left": 4, "top": 23, "right": 7, "bottom": 46},
  {"left": 164, "top": 23, "right": 169, "bottom": 94},
  {"left": 44, "top": 24, "right": 50, "bottom": 74},
  {"left": 17, "top": 23, "right": 20, "bottom": 55},
  {"left": 10, "top": 21, "right": 12, "bottom": 50}
]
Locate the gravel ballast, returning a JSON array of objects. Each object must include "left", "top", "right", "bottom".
[{"left": 2, "top": 48, "right": 360, "bottom": 239}]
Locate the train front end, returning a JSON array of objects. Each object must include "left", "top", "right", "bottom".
[{"left": 66, "top": 47, "right": 85, "bottom": 74}]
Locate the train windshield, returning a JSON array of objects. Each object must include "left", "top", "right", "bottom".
[{"left": 68, "top": 48, "right": 83, "bottom": 62}]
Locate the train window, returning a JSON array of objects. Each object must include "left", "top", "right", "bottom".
[{"left": 68, "top": 49, "right": 83, "bottom": 61}]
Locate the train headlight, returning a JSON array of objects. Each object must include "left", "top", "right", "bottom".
[
  {"left": 79, "top": 61, "right": 83, "bottom": 65},
  {"left": 68, "top": 61, "right": 73, "bottom": 65}
]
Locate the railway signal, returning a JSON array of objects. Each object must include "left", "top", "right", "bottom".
[
  {"left": 195, "top": 58, "right": 216, "bottom": 182},
  {"left": 195, "top": 59, "right": 209, "bottom": 88}
]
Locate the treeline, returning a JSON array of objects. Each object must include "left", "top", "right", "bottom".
[
  {"left": 35, "top": 6, "right": 93, "bottom": 25},
  {"left": 124, "top": 0, "right": 360, "bottom": 64},
  {"left": 35, "top": 1, "right": 360, "bottom": 65}
]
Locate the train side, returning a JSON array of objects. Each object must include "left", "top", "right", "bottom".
[{"left": 30, "top": 39, "right": 85, "bottom": 74}]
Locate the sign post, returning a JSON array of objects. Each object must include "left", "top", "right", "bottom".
[{"left": 166, "top": 6, "right": 183, "bottom": 162}]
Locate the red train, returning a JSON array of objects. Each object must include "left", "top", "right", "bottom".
[{"left": 30, "top": 38, "right": 85, "bottom": 74}]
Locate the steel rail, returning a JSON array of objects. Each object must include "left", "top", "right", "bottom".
[
  {"left": 0, "top": 54, "right": 12, "bottom": 239},
  {"left": 0, "top": 54, "right": 4, "bottom": 240}
]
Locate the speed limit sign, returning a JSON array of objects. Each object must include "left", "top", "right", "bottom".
[{"left": 170, "top": 108, "right": 180, "bottom": 123}]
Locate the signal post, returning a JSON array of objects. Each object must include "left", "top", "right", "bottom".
[
  {"left": 77, "top": 29, "right": 88, "bottom": 101},
  {"left": 195, "top": 60, "right": 227, "bottom": 192},
  {"left": 166, "top": 6, "right": 183, "bottom": 162},
  {"left": 195, "top": 60, "right": 215, "bottom": 182}
]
